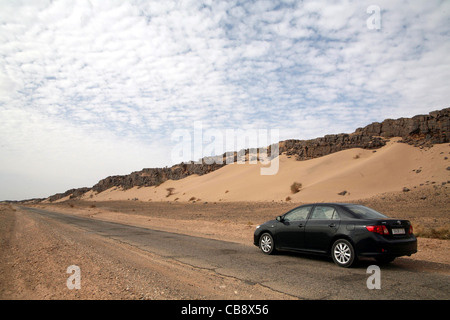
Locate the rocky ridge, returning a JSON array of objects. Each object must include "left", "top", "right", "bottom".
[
  {"left": 281, "top": 107, "right": 449, "bottom": 160},
  {"left": 45, "top": 107, "right": 449, "bottom": 202}
]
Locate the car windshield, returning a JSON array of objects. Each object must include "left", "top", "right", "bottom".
[{"left": 344, "top": 204, "right": 388, "bottom": 219}]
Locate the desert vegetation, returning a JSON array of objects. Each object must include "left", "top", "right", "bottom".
[{"left": 290, "top": 182, "right": 302, "bottom": 194}]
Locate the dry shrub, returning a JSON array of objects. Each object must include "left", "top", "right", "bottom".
[
  {"left": 166, "top": 187, "right": 175, "bottom": 197},
  {"left": 290, "top": 182, "right": 302, "bottom": 194},
  {"left": 414, "top": 224, "right": 450, "bottom": 240}
]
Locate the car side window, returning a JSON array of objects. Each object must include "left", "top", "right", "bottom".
[
  {"left": 310, "top": 206, "right": 340, "bottom": 220},
  {"left": 284, "top": 206, "right": 312, "bottom": 222}
]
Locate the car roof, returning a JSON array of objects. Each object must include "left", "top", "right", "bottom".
[{"left": 299, "top": 203, "right": 355, "bottom": 207}]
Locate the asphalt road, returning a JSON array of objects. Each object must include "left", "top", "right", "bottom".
[{"left": 21, "top": 206, "right": 449, "bottom": 300}]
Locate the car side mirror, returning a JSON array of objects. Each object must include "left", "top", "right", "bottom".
[{"left": 276, "top": 216, "right": 283, "bottom": 222}]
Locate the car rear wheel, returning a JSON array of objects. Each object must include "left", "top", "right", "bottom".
[
  {"left": 332, "top": 239, "right": 356, "bottom": 267},
  {"left": 259, "top": 233, "right": 276, "bottom": 255}
]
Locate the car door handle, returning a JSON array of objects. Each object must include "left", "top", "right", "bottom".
[
  {"left": 298, "top": 223, "right": 304, "bottom": 228},
  {"left": 329, "top": 223, "right": 337, "bottom": 228}
]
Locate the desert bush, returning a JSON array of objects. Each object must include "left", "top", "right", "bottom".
[
  {"left": 290, "top": 182, "right": 302, "bottom": 194},
  {"left": 166, "top": 187, "right": 175, "bottom": 197},
  {"left": 414, "top": 224, "right": 450, "bottom": 240}
]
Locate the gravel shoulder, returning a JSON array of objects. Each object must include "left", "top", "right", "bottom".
[
  {"left": 0, "top": 203, "right": 294, "bottom": 300},
  {"left": 1, "top": 186, "right": 448, "bottom": 299},
  {"left": 28, "top": 187, "right": 450, "bottom": 266}
]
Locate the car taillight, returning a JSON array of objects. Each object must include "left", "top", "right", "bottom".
[
  {"left": 408, "top": 225, "right": 413, "bottom": 234},
  {"left": 366, "top": 225, "right": 389, "bottom": 235}
]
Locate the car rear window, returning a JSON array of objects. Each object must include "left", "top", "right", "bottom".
[{"left": 344, "top": 205, "right": 388, "bottom": 219}]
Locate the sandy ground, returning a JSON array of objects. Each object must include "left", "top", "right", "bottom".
[
  {"left": 67, "top": 138, "right": 450, "bottom": 204},
  {"left": 1, "top": 186, "right": 448, "bottom": 300},
  {"left": 31, "top": 184, "right": 450, "bottom": 266},
  {"left": 0, "top": 203, "right": 294, "bottom": 300},
  {"left": 2, "top": 139, "right": 448, "bottom": 299}
]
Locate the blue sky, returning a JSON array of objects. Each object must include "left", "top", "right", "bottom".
[{"left": 1, "top": 0, "right": 449, "bottom": 200}]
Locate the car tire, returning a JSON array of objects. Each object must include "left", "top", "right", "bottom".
[
  {"left": 331, "top": 239, "right": 357, "bottom": 267},
  {"left": 259, "top": 233, "right": 276, "bottom": 255}
]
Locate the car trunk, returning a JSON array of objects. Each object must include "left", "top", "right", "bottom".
[{"left": 382, "top": 219, "right": 412, "bottom": 239}]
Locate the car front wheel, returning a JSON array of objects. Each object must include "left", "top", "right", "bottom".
[
  {"left": 259, "top": 233, "right": 276, "bottom": 255},
  {"left": 331, "top": 239, "right": 356, "bottom": 267}
]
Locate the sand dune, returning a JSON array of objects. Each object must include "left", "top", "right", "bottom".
[{"left": 81, "top": 138, "right": 450, "bottom": 203}]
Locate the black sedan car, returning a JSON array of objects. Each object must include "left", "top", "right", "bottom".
[{"left": 254, "top": 203, "right": 417, "bottom": 267}]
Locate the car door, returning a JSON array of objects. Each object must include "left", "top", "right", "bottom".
[
  {"left": 304, "top": 205, "right": 341, "bottom": 253},
  {"left": 276, "top": 206, "right": 312, "bottom": 250}
]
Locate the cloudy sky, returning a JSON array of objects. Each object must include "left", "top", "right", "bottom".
[{"left": 1, "top": 0, "right": 449, "bottom": 200}]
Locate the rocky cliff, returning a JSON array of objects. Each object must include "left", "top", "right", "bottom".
[
  {"left": 280, "top": 134, "right": 386, "bottom": 161},
  {"left": 48, "top": 187, "right": 91, "bottom": 202},
  {"left": 46, "top": 107, "right": 449, "bottom": 201},
  {"left": 358, "top": 107, "right": 449, "bottom": 146},
  {"left": 281, "top": 107, "right": 449, "bottom": 160},
  {"left": 91, "top": 162, "right": 225, "bottom": 194}
]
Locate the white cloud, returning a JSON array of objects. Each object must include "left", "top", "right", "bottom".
[
  {"left": 0, "top": 0, "right": 449, "bottom": 199},
  {"left": 0, "top": 106, "right": 171, "bottom": 200}
]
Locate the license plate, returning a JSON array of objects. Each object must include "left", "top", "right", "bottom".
[{"left": 392, "top": 228, "right": 405, "bottom": 235}]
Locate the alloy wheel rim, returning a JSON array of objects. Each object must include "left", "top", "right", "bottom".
[
  {"left": 334, "top": 242, "right": 351, "bottom": 264},
  {"left": 260, "top": 235, "right": 272, "bottom": 252}
]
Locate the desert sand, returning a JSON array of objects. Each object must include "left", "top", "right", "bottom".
[
  {"left": 35, "top": 138, "right": 449, "bottom": 267},
  {"left": 32, "top": 138, "right": 450, "bottom": 267},
  {"left": 3, "top": 139, "right": 448, "bottom": 300},
  {"left": 73, "top": 138, "right": 450, "bottom": 204}
]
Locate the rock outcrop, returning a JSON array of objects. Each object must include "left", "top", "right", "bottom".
[
  {"left": 91, "top": 162, "right": 225, "bottom": 194},
  {"left": 46, "top": 107, "right": 449, "bottom": 201},
  {"left": 280, "top": 134, "right": 386, "bottom": 161},
  {"left": 47, "top": 187, "right": 91, "bottom": 202},
  {"left": 356, "top": 107, "right": 449, "bottom": 146},
  {"left": 280, "top": 107, "right": 449, "bottom": 160}
]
